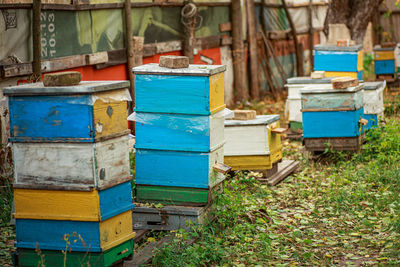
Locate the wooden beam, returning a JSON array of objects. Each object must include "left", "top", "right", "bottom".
[
  {"left": 231, "top": 0, "right": 247, "bottom": 102},
  {"left": 124, "top": 0, "right": 135, "bottom": 108},
  {"left": 182, "top": 2, "right": 197, "bottom": 64},
  {"left": 308, "top": 0, "right": 314, "bottom": 71},
  {"left": 32, "top": 0, "right": 41, "bottom": 78},
  {"left": 246, "top": 0, "right": 260, "bottom": 100},
  {"left": 281, "top": 0, "right": 303, "bottom": 76}
]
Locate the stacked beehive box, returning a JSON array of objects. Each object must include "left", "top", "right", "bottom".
[
  {"left": 224, "top": 115, "right": 283, "bottom": 171},
  {"left": 4, "top": 81, "right": 135, "bottom": 267},
  {"left": 363, "top": 81, "right": 386, "bottom": 130},
  {"left": 374, "top": 45, "right": 396, "bottom": 81},
  {"left": 132, "top": 62, "right": 227, "bottom": 208},
  {"left": 285, "top": 77, "right": 334, "bottom": 132},
  {"left": 314, "top": 44, "right": 363, "bottom": 81},
  {"left": 301, "top": 83, "right": 365, "bottom": 152}
]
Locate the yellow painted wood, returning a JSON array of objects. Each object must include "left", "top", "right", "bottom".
[
  {"left": 224, "top": 150, "right": 283, "bottom": 171},
  {"left": 100, "top": 210, "right": 135, "bottom": 251},
  {"left": 269, "top": 121, "right": 283, "bottom": 154},
  {"left": 209, "top": 72, "right": 226, "bottom": 114},
  {"left": 357, "top": 50, "right": 364, "bottom": 71},
  {"left": 325, "top": 71, "right": 358, "bottom": 79},
  {"left": 93, "top": 89, "right": 128, "bottom": 138},
  {"left": 374, "top": 51, "right": 395, "bottom": 61},
  {"left": 14, "top": 189, "right": 101, "bottom": 221}
]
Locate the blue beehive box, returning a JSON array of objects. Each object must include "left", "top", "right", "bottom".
[
  {"left": 301, "top": 84, "right": 365, "bottom": 138},
  {"left": 314, "top": 44, "right": 363, "bottom": 72},
  {"left": 133, "top": 64, "right": 226, "bottom": 115}
]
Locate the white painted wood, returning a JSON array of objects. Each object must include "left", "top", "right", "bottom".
[
  {"left": 208, "top": 146, "right": 225, "bottom": 188},
  {"left": 224, "top": 125, "right": 269, "bottom": 156},
  {"left": 13, "top": 135, "right": 130, "bottom": 190},
  {"left": 286, "top": 84, "right": 304, "bottom": 99},
  {"left": 210, "top": 111, "right": 226, "bottom": 152},
  {"left": 286, "top": 98, "right": 303, "bottom": 122},
  {"left": 363, "top": 86, "right": 385, "bottom": 114}
]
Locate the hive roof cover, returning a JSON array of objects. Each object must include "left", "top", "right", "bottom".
[
  {"left": 132, "top": 63, "right": 226, "bottom": 76},
  {"left": 225, "top": 114, "right": 280, "bottom": 126}
]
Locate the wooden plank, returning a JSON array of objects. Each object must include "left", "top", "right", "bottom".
[
  {"left": 86, "top": 51, "right": 109, "bottom": 65},
  {"left": 213, "top": 163, "right": 232, "bottom": 174},
  {"left": 1, "top": 63, "right": 32, "bottom": 78},
  {"left": 132, "top": 229, "right": 149, "bottom": 243},
  {"left": 43, "top": 71, "right": 81, "bottom": 86},
  {"left": 271, "top": 127, "right": 287, "bottom": 134},
  {"left": 247, "top": 0, "right": 260, "bottom": 100},
  {"left": 264, "top": 160, "right": 300, "bottom": 186},
  {"left": 32, "top": 0, "right": 41, "bottom": 78},
  {"left": 232, "top": 109, "right": 256, "bottom": 120},
  {"left": 41, "top": 54, "right": 86, "bottom": 72},
  {"left": 331, "top": 77, "right": 359, "bottom": 89}
]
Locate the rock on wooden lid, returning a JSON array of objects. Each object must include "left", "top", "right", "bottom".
[{"left": 159, "top": 55, "right": 189, "bottom": 69}]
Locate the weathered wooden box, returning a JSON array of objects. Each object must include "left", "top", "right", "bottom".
[
  {"left": 16, "top": 210, "right": 135, "bottom": 252},
  {"left": 224, "top": 115, "right": 281, "bottom": 156},
  {"left": 4, "top": 81, "right": 130, "bottom": 143},
  {"left": 17, "top": 239, "right": 133, "bottom": 267},
  {"left": 224, "top": 150, "right": 283, "bottom": 171},
  {"left": 134, "top": 110, "right": 224, "bottom": 152},
  {"left": 14, "top": 181, "right": 133, "bottom": 221},
  {"left": 133, "top": 64, "right": 226, "bottom": 115},
  {"left": 304, "top": 136, "right": 362, "bottom": 152},
  {"left": 301, "top": 84, "right": 364, "bottom": 112},
  {"left": 314, "top": 45, "right": 363, "bottom": 72},
  {"left": 132, "top": 204, "right": 213, "bottom": 231},
  {"left": 135, "top": 146, "right": 224, "bottom": 189},
  {"left": 302, "top": 108, "right": 365, "bottom": 138},
  {"left": 12, "top": 134, "right": 131, "bottom": 191}
]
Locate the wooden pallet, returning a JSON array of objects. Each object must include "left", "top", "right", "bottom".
[{"left": 257, "top": 160, "right": 300, "bottom": 185}]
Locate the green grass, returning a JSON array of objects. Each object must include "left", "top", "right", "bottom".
[{"left": 152, "top": 118, "right": 400, "bottom": 266}]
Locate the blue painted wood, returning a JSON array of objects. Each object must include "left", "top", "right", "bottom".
[
  {"left": 16, "top": 219, "right": 101, "bottom": 252},
  {"left": 363, "top": 114, "right": 379, "bottom": 130},
  {"left": 8, "top": 95, "right": 94, "bottom": 142},
  {"left": 99, "top": 181, "right": 134, "bottom": 221},
  {"left": 374, "top": 60, "right": 396, "bottom": 75},
  {"left": 301, "top": 88, "right": 363, "bottom": 111},
  {"left": 135, "top": 148, "right": 223, "bottom": 189},
  {"left": 302, "top": 108, "right": 364, "bottom": 138},
  {"left": 135, "top": 74, "right": 213, "bottom": 115},
  {"left": 357, "top": 71, "right": 363, "bottom": 81},
  {"left": 134, "top": 112, "right": 224, "bottom": 152},
  {"left": 314, "top": 51, "right": 359, "bottom": 72}
]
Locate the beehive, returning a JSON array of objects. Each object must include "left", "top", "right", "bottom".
[
  {"left": 133, "top": 64, "right": 226, "bottom": 115},
  {"left": 301, "top": 84, "right": 365, "bottom": 151},
  {"left": 363, "top": 81, "right": 386, "bottom": 129},
  {"left": 132, "top": 63, "right": 227, "bottom": 206},
  {"left": 224, "top": 115, "right": 283, "bottom": 170},
  {"left": 4, "top": 81, "right": 130, "bottom": 142},
  {"left": 374, "top": 45, "right": 396, "bottom": 76},
  {"left": 314, "top": 44, "right": 363, "bottom": 81}
]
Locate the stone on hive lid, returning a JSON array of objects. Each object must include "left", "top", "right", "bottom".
[
  {"left": 43, "top": 71, "right": 81, "bottom": 87},
  {"left": 159, "top": 55, "right": 189, "bottom": 69},
  {"left": 331, "top": 77, "right": 359, "bottom": 89},
  {"left": 232, "top": 110, "right": 256, "bottom": 120},
  {"left": 311, "top": 71, "right": 325, "bottom": 79}
]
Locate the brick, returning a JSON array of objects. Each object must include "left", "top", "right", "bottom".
[
  {"left": 336, "top": 39, "right": 349, "bottom": 47},
  {"left": 331, "top": 77, "right": 359, "bottom": 89},
  {"left": 159, "top": 56, "right": 189, "bottom": 69},
  {"left": 233, "top": 110, "right": 257, "bottom": 120},
  {"left": 311, "top": 71, "right": 325, "bottom": 79},
  {"left": 43, "top": 71, "right": 81, "bottom": 87}
]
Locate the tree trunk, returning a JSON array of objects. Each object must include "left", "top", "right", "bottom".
[{"left": 324, "top": 0, "right": 383, "bottom": 44}]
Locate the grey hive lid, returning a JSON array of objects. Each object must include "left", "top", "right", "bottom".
[
  {"left": 287, "top": 76, "right": 335, "bottom": 84},
  {"left": 314, "top": 44, "right": 363, "bottom": 52},
  {"left": 373, "top": 45, "right": 396, "bottom": 51},
  {"left": 225, "top": 114, "right": 280, "bottom": 126},
  {"left": 363, "top": 81, "right": 386, "bottom": 90},
  {"left": 300, "top": 84, "right": 364, "bottom": 94},
  {"left": 3, "top": 81, "right": 130, "bottom": 96},
  {"left": 132, "top": 205, "right": 205, "bottom": 216},
  {"left": 132, "top": 63, "right": 226, "bottom": 76}
]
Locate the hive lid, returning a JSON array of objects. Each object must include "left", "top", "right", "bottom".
[
  {"left": 300, "top": 84, "right": 364, "bottom": 94},
  {"left": 132, "top": 63, "right": 226, "bottom": 76},
  {"left": 314, "top": 44, "right": 363, "bottom": 52},
  {"left": 132, "top": 205, "right": 205, "bottom": 216},
  {"left": 363, "top": 81, "right": 386, "bottom": 91},
  {"left": 225, "top": 114, "right": 280, "bottom": 126},
  {"left": 373, "top": 45, "right": 396, "bottom": 51},
  {"left": 287, "top": 76, "right": 335, "bottom": 84},
  {"left": 3, "top": 81, "right": 130, "bottom": 96}
]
